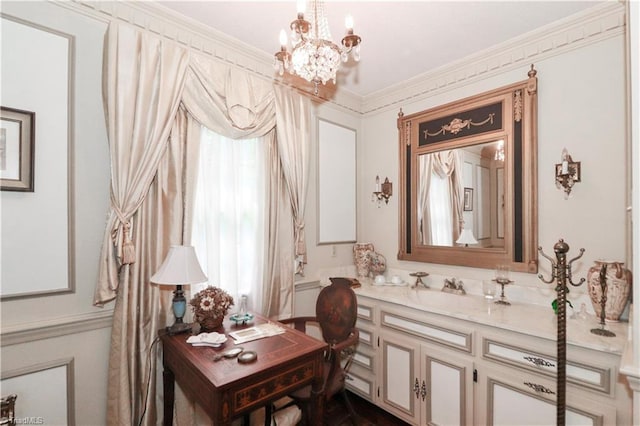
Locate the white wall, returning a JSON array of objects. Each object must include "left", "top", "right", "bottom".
[
  {"left": 359, "top": 35, "right": 627, "bottom": 313},
  {"left": 300, "top": 101, "right": 363, "bottom": 282},
  {"left": 0, "top": 1, "right": 111, "bottom": 424},
  {"left": 1, "top": 16, "right": 70, "bottom": 297}
]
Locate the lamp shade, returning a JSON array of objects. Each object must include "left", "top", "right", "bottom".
[
  {"left": 150, "top": 245, "right": 207, "bottom": 285},
  {"left": 456, "top": 229, "right": 478, "bottom": 246}
]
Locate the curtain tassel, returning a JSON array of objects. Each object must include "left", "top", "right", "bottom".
[{"left": 121, "top": 221, "right": 136, "bottom": 265}]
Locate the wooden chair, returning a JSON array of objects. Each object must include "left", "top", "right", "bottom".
[{"left": 270, "top": 277, "right": 360, "bottom": 425}]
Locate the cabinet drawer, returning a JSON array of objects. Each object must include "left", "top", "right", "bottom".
[
  {"left": 356, "top": 324, "right": 375, "bottom": 349},
  {"left": 357, "top": 301, "right": 375, "bottom": 324},
  {"left": 482, "top": 337, "right": 611, "bottom": 395},
  {"left": 381, "top": 310, "right": 472, "bottom": 353},
  {"left": 345, "top": 365, "right": 375, "bottom": 401},
  {"left": 352, "top": 348, "right": 374, "bottom": 371}
]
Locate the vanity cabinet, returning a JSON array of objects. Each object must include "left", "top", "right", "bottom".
[
  {"left": 477, "top": 330, "right": 620, "bottom": 425},
  {"left": 344, "top": 288, "right": 631, "bottom": 426},
  {"left": 476, "top": 363, "right": 616, "bottom": 425},
  {"left": 345, "top": 298, "right": 377, "bottom": 401},
  {"left": 379, "top": 331, "right": 474, "bottom": 425}
]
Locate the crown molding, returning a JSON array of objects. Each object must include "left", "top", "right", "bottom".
[
  {"left": 0, "top": 310, "right": 113, "bottom": 347},
  {"left": 51, "top": 0, "right": 363, "bottom": 114},
  {"left": 49, "top": 1, "right": 624, "bottom": 116},
  {"left": 361, "top": 2, "right": 625, "bottom": 116}
]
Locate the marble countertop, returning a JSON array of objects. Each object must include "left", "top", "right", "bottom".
[{"left": 352, "top": 278, "right": 630, "bottom": 355}]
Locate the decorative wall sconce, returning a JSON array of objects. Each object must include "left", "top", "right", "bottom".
[
  {"left": 555, "top": 148, "right": 581, "bottom": 199},
  {"left": 372, "top": 175, "right": 392, "bottom": 206}
]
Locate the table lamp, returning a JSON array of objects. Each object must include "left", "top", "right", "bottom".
[
  {"left": 151, "top": 245, "right": 207, "bottom": 335},
  {"left": 456, "top": 229, "right": 478, "bottom": 247}
]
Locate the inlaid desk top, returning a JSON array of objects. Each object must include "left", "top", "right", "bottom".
[{"left": 161, "top": 314, "right": 327, "bottom": 425}]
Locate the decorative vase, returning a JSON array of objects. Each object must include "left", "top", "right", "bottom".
[
  {"left": 353, "top": 242, "right": 374, "bottom": 278},
  {"left": 190, "top": 285, "right": 234, "bottom": 331},
  {"left": 368, "top": 251, "right": 387, "bottom": 277},
  {"left": 587, "top": 260, "right": 632, "bottom": 322}
]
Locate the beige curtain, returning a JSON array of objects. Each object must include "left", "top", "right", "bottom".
[
  {"left": 95, "top": 23, "right": 189, "bottom": 305},
  {"left": 262, "top": 132, "right": 295, "bottom": 318},
  {"left": 107, "top": 108, "right": 189, "bottom": 425},
  {"left": 431, "top": 150, "right": 465, "bottom": 241},
  {"left": 96, "top": 22, "right": 312, "bottom": 425},
  {"left": 418, "top": 154, "right": 434, "bottom": 244},
  {"left": 273, "top": 85, "right": 310, "bottom": 277}
]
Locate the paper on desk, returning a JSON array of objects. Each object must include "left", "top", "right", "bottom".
[{"left": 228, "top": 323, "right": 285, "bottom": 344}]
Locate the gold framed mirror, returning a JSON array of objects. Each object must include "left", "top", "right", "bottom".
[{"left": 398, "top": 66, "right": 538, "bottom": 273}]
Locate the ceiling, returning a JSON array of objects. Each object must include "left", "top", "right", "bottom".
[{"left": 156, "top": 1, "right": 603, "bottom": 97}]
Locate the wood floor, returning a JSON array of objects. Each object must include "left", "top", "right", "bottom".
[{"left": 326, "top": 391, "right": 410, "bottom": 426}]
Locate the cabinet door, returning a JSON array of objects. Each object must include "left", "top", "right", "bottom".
[
  {"left": 379, "top": 332, "right": 421, "bottom": 425},
  {"left": 477, "top": 364, "right": 616, "bottom": 426},
  {"left": 422, "top": 344, "right": 474, "bottom": 426}
]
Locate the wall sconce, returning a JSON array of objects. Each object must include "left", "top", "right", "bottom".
[
  {"left": 372, "top": 175, "right": 392, "bottom": 206},
  {"left": 555, "top": 148, "right": 581, "bottom": 199}
]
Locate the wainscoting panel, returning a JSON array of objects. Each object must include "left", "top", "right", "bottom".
[{"left": 1, "top": 358, "right": 75, "bottom": 426}]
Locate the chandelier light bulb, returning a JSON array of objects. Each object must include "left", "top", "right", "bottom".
[
  {"left": 345, "top": 14, "right": 354, "bottom": 31},
  {"left": 279, "top": 29, "right": 288, "bottom": 48},
  {"left": 297, "top": 0, "right": 306, "bottom": 15}
]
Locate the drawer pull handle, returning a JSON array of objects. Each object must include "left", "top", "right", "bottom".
[
  {"left": 421, "top": 380, "right": 427, "bottom": 401},
  {"left": 345, "top": 374, "right": 354, "bottom": 381},
  {"left": 414, "top": 378, "right": 420, "bottom": 398},
  {"left": 524, "top": 382, "right": 555, "bottom": 395},
  {"left": 523, "top": 356, "right": 555, "bottom": 368}
]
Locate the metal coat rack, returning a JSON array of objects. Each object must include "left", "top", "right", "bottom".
[{"left": 537, "top": 239, "right": 585, "bottom": 426}]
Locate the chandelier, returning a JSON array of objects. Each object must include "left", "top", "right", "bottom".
[{"left": 274, "top": 0, "right": 362, "bottom": 95}]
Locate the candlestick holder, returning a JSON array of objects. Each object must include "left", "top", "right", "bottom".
[
  {"left": 492, "top": 278, "right": 513, "bottom": 305},
  {"left": 409, "top": 271, "right": 429, "bottom": 288},
  {"left": 538, "top": 239, "right": 585, "bottom": 426},
  {"left": 492, "top": 265, "right": 512, "bottom": 305}
]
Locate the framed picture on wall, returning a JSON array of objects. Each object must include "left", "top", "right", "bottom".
[
  {"left": 1, "top": 106, "right": 35, "bottom": 192},
  {"left": 463, "top": 187, "right": 473, "bottom": 211}
]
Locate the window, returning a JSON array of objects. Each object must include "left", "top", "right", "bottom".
[
  {"left": 428, "top": 172, "right": 453, "bottom": 246},
  {"left": 191, "top": 127, "right": 265, "bottom": 313}
]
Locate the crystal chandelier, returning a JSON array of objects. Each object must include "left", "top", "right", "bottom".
[{"left": 274, "top": 0, "right": 362, "bottom": 95}]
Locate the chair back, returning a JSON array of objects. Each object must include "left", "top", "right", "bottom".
[{"left": 315, "top": 277, "right": 358, "bottom": 345}]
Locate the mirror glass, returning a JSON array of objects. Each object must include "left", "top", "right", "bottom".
[
  {"left": 417, "top": 140, "right": 505, "bottom": 248},
  {"left": 398, "top": 68, "right": 538, "bottom": 273}
]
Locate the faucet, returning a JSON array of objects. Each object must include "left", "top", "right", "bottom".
[{"left": 442, "top": 278, "right": 466, "bottom": 295}]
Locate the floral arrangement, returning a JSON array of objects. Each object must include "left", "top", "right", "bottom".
[{"left": 190, "top": 286, "right": 234, "bottom": 330}]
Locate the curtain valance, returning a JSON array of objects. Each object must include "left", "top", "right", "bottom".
[{"left": 95, "top": 22, "right": 309, "bottom": 306}]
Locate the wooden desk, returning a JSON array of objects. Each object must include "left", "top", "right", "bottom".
[{"left": 161, "top": 314, "right": 327, "bottom": 425}]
